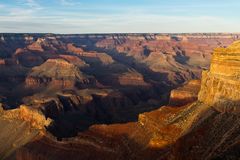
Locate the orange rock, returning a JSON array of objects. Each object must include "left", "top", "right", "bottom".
[
  {"left": 67, "top": 43, "right": 84, "bottom": 55},
  {"left": 169, "top": 80, "right": 201, "bottom": 106}
]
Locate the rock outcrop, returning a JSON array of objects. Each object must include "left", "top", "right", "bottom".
[
  {"left": 0, "top": 106, "right": 51, "bottom": 160},
  {"left": 1, "top": 105, "right": 52, "bottom": 130},
  {"left": 172, "top": 41, "right": 240, "bottom": 159},
  {"left": 198, "top": 41, "right": 240, "bottom": 113},
  {"left": 169, "top": 80, "right": 201, "bottom": 106}
]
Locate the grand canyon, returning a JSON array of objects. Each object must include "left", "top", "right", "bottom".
[{"left": 0, "top": 33, "right": 240, "bottom": 159}]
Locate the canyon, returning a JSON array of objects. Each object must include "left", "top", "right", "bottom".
[{"left": 0, "top": 33, "right": 240, "bottom": 159}]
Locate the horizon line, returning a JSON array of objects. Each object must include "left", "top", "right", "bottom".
[{"left": 1, "top": 32, "right": 240, "bottom": 35}]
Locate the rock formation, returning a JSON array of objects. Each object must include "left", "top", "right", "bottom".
[
  {"left": 13, "top": 40, "right": 240, "bottom": 160},
  {"left": 67, "top": 43, "right": 84, "bottom": 55},
  {"left": 1, "top": 34, "right": 240, "bottom": 159},
  {"left": 25, "top": 58, "right": 94, "bottom": 88},
  {"left": 2, "top": 105, "right": 52, "bottom": 130},
  {"left": 198, "top": 41, "right": 240, "bottom": 113},
  {"left": 0, "top": 105, "right": 51, "bottom": 160},
  {"left": 59, "top": 55, "right": 88, "bottom": 67},
  {"left": 169, "top": 79, "right": 201, "bottom": 106},
  {"left": 172, "top": 41, "right": 240, "bottom": 159}
]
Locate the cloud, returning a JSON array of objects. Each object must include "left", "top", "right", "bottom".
[
  {"left": 1, "top": 12, "right": 240, "bottom": 34},
  {"left": 0, "top": 4, "right": 5, "bottom": 8},
  {"left": 0, "top": 0, "right": 239, "bottom": 33},
  {"left": 1, "top": 0, "right": 42, "bottom": 11},
  {"left": 3, "top": 0, "right": 43, "bottom": 20},
  {"left": 9, "top": 8, "right": 35, "bottom": 17},
  {"left": 25, "top": 0, "right": 39, "bottom": 7},
  {"left": 58, "top": 0, "right": 75, "bottom": 6}
]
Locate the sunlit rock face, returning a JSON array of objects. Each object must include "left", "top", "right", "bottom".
[
  {"left": 171, "top": 41, "right": 240, "bottom": 159},
  {"left": 3, "top": 105, "right": 52, "bottom": 130},
  {"left": 25, "top": 58, "right": 95, "bottom": 88},
  {"left": 198, "top": 41, "right": 240, "bottom": 113},
  {"left": 210, "top": 41, "right": 240, "bottom": 77},
  {"left": 0, "top": 105, "right": 50, "bottom": 160}
]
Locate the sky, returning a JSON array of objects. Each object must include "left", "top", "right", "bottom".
[{"left": 0, "top": 0, "right": 240, "bottom": 33}]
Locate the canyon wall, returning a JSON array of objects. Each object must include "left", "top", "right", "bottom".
[
  {"left": 1, "top": 34, "right": 240, "bottom": 159},
  {"left": 198, "top": 40, "right": 240, "bottom": 113},
  {"left": 169, "top": 79, "right": 201, "bottom": 106},
  {"left": 15, "top": 40, "right": 240, "bottom": 160},
  {"left": 2, "top": 33, "right": 237, "bottom": 125}
]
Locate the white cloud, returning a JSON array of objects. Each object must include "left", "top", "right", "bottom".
[
  {"left": 0, "top": 12, "right": 239, "bottom": 34},
  {"left": 59, "top": 0, "right": 75, "bottom": 6},
  {"left": 0, "top": 0, "right": 43, "bottom": 22},
  {"left": 25, "top": 0, "right": 38, "bottom": 7},
  {"left": 9, "top": 8, "right": 35, "bottom": 17},
  {"left": 21, "top": 0, "right": 43, "bottom": 11},
  {"left": 0, "top": 2, "right": 239, "bottom": 34},
  {"left": 0, "top": 4, "right": 4, "bottom": 8}
]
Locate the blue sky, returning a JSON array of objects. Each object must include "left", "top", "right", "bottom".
[{"left": 0, "top": 0, "right": 240, "bottom": 33}]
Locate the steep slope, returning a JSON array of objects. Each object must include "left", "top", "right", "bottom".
[
  {"left": 172, "top": 40, "right": 240, "bottom": 159},
  {"left": 198, "top": 41, "right": 240, "bottom": 112}
]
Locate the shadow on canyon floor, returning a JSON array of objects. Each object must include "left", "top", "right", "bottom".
[{"left": 46, "top": 90, "right": 169, "bottom": 139}]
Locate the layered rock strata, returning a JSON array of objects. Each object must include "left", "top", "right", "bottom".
[
  {"left": 16, "top": 41, "right": 240, "bottom": 160},
  {"left": 198, "top": 41, "right": 240, "bottom": 113},
  {"left": 2, "top": 35, "right": 240, "bottom": 159},
  {"left": 25, "top": 58, "right": 95, "bottom": 88}
]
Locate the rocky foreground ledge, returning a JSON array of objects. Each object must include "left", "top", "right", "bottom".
[{"left": 2, "top": 41, "right": 240, "bottom": 159}]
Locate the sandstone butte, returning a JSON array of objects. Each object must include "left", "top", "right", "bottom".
[{"left": 1, "top": 41, "right": 240, "bottom": 159}]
